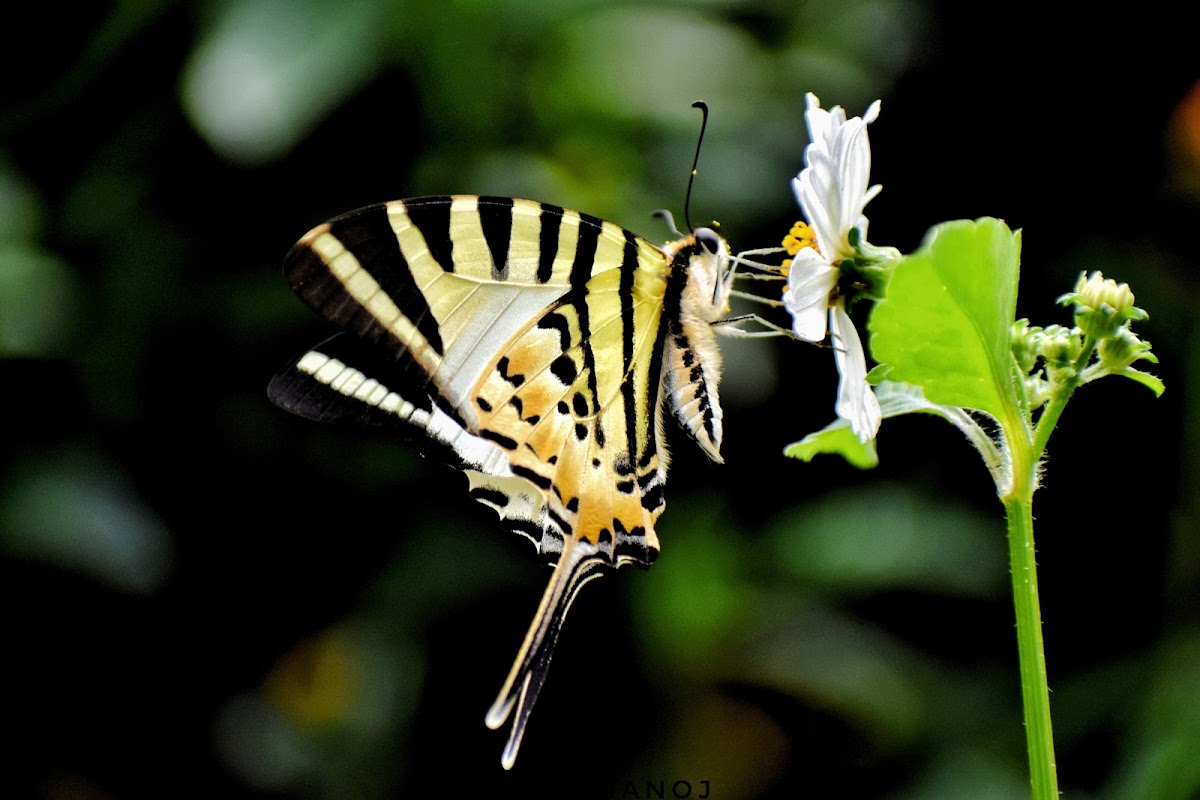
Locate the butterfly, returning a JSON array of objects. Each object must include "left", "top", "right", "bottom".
[{"left": 267, "top": 193, "right": 742, "bottom": 768}]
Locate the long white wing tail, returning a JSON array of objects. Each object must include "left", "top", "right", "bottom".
[{"left": 485, "top": 539, "right": 607, "bottom": 769}]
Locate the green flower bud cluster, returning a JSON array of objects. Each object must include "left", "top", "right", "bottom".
[
  {"left": 1010, "top": 271, "right": 1159, "bottom": 408},
  {"left": 1011, "top": 320, "right": 1085, "bottom": 409}
]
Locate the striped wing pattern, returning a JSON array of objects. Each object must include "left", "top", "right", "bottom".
[{"left": 268, "top": 195, "right": 728, "bottom": 768}]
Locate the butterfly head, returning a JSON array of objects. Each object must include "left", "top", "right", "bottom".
[{"left": 669, "top": 226, "right": 735, "bottom": 323}]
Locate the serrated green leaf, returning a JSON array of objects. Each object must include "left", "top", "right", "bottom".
[
  {"left": 784, "top": 419, "right": 878, "bottom": 469},
  {"left": 868, "top": 218, "right": 1022, "bottom": 419}
]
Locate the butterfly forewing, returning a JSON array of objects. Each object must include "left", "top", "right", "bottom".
[{"left": 270, "top": 194, "right": 728, "bottom": 768}]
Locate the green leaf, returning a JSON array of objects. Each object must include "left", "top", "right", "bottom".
[
  {"left": 0, "top": 245, "right": 80, "bottom": 356},
  {"left": 767, "top": 483, "right": 1006, "bottom": 596},
  {"left": 868, "top": 218, "right": 1022, "bottom": 419},
  {"left": 1117, "top": 366, "right": 1165, "bottom": 397},
  {"left": 784, "top": 419, "right": 878, "bottom": 469},
  {"left": 180, "top": 0, "right": 393, "bottom": 165},
  {"left": 874, "top": 379, "right": 949, "bottom": 418}
]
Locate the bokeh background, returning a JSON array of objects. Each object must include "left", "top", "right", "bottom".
[{"left": 2, "top": 2, "right": 1197, "bottom": 798}]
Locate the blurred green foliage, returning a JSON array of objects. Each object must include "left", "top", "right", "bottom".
[{"left": 0, "top": 1, "right": 1196, "bottom": 798}]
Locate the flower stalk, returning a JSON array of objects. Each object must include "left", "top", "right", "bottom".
[{"left": 1003, "top": 487, "right": 1058, "bottom": 799}]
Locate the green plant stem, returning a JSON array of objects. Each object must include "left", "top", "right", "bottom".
[
  {"left": 1003, "top": 432, "right": 1059, "bottom": 799},
  {"left": 998, "top": 340, "right": 1095, "bottom": 796},
  {"left": 1032, "top": 339, "right": 1096, "bottom": 459}
]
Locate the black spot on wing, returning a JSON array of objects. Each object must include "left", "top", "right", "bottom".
[
  {"left": 641, "top": 483, "right": 664, "bottom": 511},
  {"left": 477, "top": 196, "right": 514, "bottom": 280},
  {"left": 497, "top": 356, "right": 525, "bottom": 387},
  {"left": 537, "top": 311, "right": 572, "bottom": 353},
  {"left": 551, "top": 355, "right": 577, "bottom": 385}
]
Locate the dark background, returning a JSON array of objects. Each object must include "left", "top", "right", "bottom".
[{"left": 2, "top": 2, "right": 1196, "bottom": 798}]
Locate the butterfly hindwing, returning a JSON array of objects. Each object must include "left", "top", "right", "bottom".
[
  {"left": 267, "top": 333, "right": 546, "bottom": 542},
  {"left": 271, "top": 194, "right": 734, "bottom": 768},
  {"left": 469, "top": 227, "right": 673, "bottom": 566}
]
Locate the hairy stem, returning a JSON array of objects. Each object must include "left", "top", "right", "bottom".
[{"left": 1002, "top": 431, "right": 1059, "bottom": 798}]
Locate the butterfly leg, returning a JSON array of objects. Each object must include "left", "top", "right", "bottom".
[
  {"left": 485, "top": 538, "right": 608, "bottom": 768},
  {"left": 711, "top": 313, "right": 795, "bottom": 339}
]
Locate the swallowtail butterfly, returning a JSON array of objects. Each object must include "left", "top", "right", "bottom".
[{"left": 268, "top": 192, "right": 739, "bottom": 768}]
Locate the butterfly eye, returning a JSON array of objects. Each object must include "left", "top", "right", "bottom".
[{"left": 695, "top": 228, "right": 721, "bottom": 255}]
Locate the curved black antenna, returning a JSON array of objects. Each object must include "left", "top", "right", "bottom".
[{"left": 684, "top": 100, "right": 709, "bottom": 232}]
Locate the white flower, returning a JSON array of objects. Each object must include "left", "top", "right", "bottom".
[{"left": 782, "top": 93, "right": 883, "bottom": 443}]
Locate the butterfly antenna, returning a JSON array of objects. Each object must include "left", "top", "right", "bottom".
[
  {"left": 684, "top": 100, "right": 709, "bottom": 232},
  {"left": 651, "top": 209, "right": 684, "bottom": 237}
]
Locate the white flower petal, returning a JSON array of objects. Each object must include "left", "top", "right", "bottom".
[
  {"left": 861, "top": 99, "right": 881, "bottom": 125},
  {"left": 789, "top": 305, "right": 830, "bottom": 343},
  {"left": 794, "top": 95, "right": 882, "bottom": 262},
  {"left": 830, "top": 302, "right": 881, "bottom": 442},
  {"left": 803, "top": 93, "right": 832, "bottom": 145},
  {"left": 782, "top": 249, "right": 837, "bottom": 341}
]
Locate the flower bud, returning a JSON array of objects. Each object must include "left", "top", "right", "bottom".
[
  {"left": 1058, "top": 271, "right": 1147, "bottom": 339},
  {"left": 1011, "top": 319, "right": 1044, "bottom": 373},
  {"left": 1098, "top": 327, "right": 1156, "bottom": 372},
  {"left": 1023, "top": 372, "right": 1051, "bottom": 410},
  {"left": 1039, "top": 324, "right": 1083, "bottom": 367},
  {"left": 1076, "top": 271, "right": 1135, "bottom": 312}
]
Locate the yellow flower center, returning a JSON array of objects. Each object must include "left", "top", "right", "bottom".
[{"left": 780, "top": 220, "right": 817, "bottom": 273}]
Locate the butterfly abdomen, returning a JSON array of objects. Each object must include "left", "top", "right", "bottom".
[{"left": 658, "top": 236, "right": 729, "bottom": 463}]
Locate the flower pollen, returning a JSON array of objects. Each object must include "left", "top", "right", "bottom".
[{"left": 780, "top": 220, "right": 818, "bottom": 273}]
